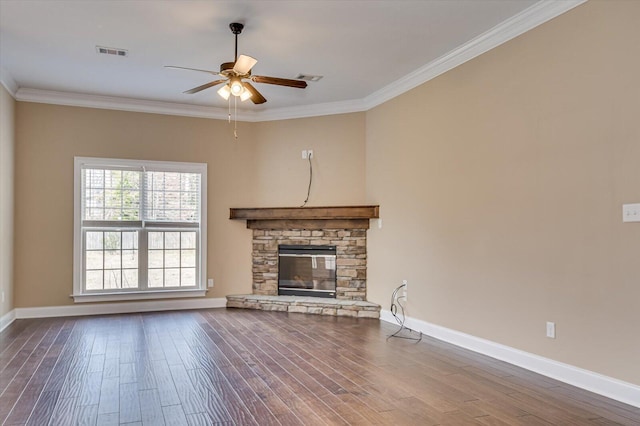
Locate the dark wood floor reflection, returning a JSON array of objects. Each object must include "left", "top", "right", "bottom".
[{"left": 1, "top": 309, "right": 638, "bottom": 425}]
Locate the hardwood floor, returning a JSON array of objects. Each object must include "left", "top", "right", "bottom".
[{"left": 1, "top": 309, "right": 638, "bottom": 425}]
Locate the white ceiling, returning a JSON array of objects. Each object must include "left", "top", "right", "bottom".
[{"left": 0, "top": 1, "right": 582, "bottom": 119}]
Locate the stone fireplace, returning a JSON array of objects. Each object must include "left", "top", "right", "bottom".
[{"left": 226, "top": 206, "right": 381, "bottom": 318}]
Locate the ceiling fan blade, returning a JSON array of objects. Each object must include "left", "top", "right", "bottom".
[
  {"left": 251, "top": 75, "right": 307, "bottom": 89},
  {"left": 165, "top": 65, "right": 219, "bottom": 76},
  {"left": 233, "top": 55, "right": 258, "bottom": 75},
  {"left": 243, "top": 82, "right": 267, "bottom": 104},
  {"left": 183, "top": 80, "right": 226, "bottom": 94}
]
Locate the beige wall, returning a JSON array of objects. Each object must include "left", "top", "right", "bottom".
[
  {"left": 10, "top": 0, "right": 639, "bottom": 388},
  {"left": 13, "top": 104, "right": 365, "bottom": 308},
  {"left": 366, "top": 0, "right": 640, "bottom": 385},
  {"left": 0, "top": 85, "right": 15, "bottom": 319},
  {"left": 252, "top": 115, "right": 366, "bottom": 207}
]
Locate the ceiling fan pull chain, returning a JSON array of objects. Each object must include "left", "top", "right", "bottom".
[
  {"left": 228, "top": 96, "right": 231, "bottom": 123},
  {"left": 234, "top": 96, "right": 238, "bottom": 140}
]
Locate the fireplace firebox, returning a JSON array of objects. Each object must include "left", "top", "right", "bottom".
[{"left": 278, "top": 245, "right": 336, "bottom": 298}]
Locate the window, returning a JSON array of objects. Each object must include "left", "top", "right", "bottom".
[{"left": 73, "top": 157, "right": 207, "bottom": 302}]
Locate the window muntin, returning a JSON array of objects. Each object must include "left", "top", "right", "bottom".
[
  {"left": 74, "top": 157, "right": 206, "bottom": 299},
  {"left": 145, "top": 171, "right": 200, "bottom": 222},
  {"left": 84, "top": 230, "right": 139, "bottom": 290},
  {"left": 83, "top": 169, "right": 141, "bottom": 221},
  {"left": 147, "top": 231, "right": 197, "bottom": 288}
]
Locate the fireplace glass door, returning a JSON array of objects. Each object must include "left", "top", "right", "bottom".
[{"left": 278, "top": 245, "right": 336, "bottom": 298}]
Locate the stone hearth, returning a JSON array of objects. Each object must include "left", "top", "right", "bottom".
[
  {"left": 226, "top": 295, "right": 380, "bottom": 318},
  {"left": 227, "top": 206, "right": 381, "bottom": 318}
]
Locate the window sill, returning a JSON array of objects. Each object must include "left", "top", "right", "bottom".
[{"left": 71, "top": 289, "right": 207, "bottom": 303}]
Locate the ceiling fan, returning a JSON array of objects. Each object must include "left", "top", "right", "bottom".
[{"left": 165, "top": 22, "right": 307, "bottom": 105}]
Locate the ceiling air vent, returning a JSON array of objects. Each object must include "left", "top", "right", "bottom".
[
  {"left": 96, "top": 46, "right": 128, "bottom": 57},
  {"left": 295, "top": 74, "right": 323, "bottom": 82}
]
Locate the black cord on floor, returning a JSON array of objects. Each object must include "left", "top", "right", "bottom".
[
  {"left": 387, "top": 283, "right": 422, "bottom": 342},
  {"left": 300, "top": 154, "right": 312, "bottom": 207}
]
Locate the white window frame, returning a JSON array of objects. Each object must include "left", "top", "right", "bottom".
[{"left": 73, "top": 157, "right": 207, "bottom": 302}]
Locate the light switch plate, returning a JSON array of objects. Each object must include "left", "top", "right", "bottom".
[
  {"left": 546, "top": 321, "right": 556, "bottom": 339},
  {"left": 622, "top": 203, "right": 640, "bottom": 222}
]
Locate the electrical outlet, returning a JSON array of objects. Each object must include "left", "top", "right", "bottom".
[
  {"left": 623, "top": 203, "right": 640, "bottom": 222},
  {"left": 402, "top": 280, "right": 408, "bottom": 299},
  {"left": 207, "top": 278, "right": 214, "bottom": 288},
  {"left": 546, "top": 321, "right": 556, "bottom": 339},
  {"left": 302, "top": 149, "right": 314, "bottom": 159}
]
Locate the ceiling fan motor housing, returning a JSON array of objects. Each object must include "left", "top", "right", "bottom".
[
  {"left": 220, "top": 62, "right": 235, "bottom": 76},
  {"left": 229, "top": 22, "right": 244, "bottom": 35}
]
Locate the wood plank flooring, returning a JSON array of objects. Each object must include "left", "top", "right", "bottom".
[{"left": 1, "top": 309, "right": 638, "bottom": 425}]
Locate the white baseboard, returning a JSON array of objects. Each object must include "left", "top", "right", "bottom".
[
  {"left": 380, "top": 310, "right": 640, "bottom": 409},
  {"left": 14, "top": 297, "right": 227, "bottom": 319},
  {"left": 1, "top": 309, "right": 16, "bottom": 332}
]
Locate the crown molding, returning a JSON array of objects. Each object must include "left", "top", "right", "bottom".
[
  {"left": 363, "top": 0, "right": 588, "bottom": 109},
  {"left": 0, "top": 67, "right": 18, "bottom": 97},
  {"left": 255, "top": 98, "right": 368, "bottom": 122},
  {"left": 12, "top": 0, "right": 587, "bottom": 122},
  {"left": 14, "top": 87, "right": 258, "bottom": 121},
  {"left": 15, "top": 87, "right": 369, "bottom": 122}
]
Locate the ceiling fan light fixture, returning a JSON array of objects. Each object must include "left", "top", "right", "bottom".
[
  {"left": 230, "top": 78, "right": 244, "bottom": 96},
  {"left": 217, "top": 84, "right": 231, "bottom": 100},
  {"left": 240, "top": 88, "right": 252, "bottom": 102},
  {"left": 233, "top": 55, "right": 258, "bottom": 75}
]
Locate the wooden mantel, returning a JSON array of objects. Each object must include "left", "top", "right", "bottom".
[{"left": 229, "top": 205, "right": 380, "bottom": 230}]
